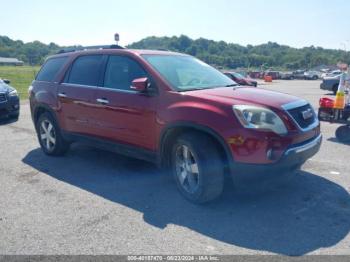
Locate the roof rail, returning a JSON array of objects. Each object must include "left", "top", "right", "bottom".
[{"left": 57, "top": 44, "right": 124, "bottom": 54}]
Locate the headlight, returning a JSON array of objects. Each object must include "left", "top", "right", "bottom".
[
  {"left": 233, "top": 105, "right": 288, "bottom": 135},
  {"left": 8, "top": 89, "right": 18, "bottom": 97}
]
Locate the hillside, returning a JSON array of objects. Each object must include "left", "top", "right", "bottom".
[
  {"left": 128, "top": 35, "right": 350, "bottom": 70},
  {"left": 1, "top": 35, "right": 349, "bottom": 69},
  {"left": 0, "top": 36, "right": 60, "bottom": 65}
]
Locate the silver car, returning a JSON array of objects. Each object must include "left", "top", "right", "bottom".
[{"left": 304, "top": 71, "right": 320, "bottom": 80}]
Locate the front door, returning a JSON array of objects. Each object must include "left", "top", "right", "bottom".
[{"left": 91, "top": 55, "right": 158, "bottom": 151}]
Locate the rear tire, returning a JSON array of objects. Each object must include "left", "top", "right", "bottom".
[
  {"left": 171, "top": 132, "right": 224, "bottom": 204},
  {"left": 335, "top": 125, "right": 350, "bottom": 143},
  {"left": 36, "top": 112, "right": 70, "bottom": 156}
]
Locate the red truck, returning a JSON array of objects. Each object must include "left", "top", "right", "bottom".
[{"left": 29, "top": 46, "right": 322, "bottom": 203}]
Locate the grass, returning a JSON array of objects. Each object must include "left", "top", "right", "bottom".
[{"left": 0, "top": 66, "right": 40, "bottom": 100}]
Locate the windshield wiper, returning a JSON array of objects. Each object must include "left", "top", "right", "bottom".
[
  {"left": 225, "top": 83, "right": 239, "bottom": 87},
  {"left": 180, "top": 84, "right": 239, "bottom": 91},
  {"left": 180, "top": 87, "right": 205, "bottom": 92}
]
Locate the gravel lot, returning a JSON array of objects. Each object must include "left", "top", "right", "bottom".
[{"left": 0, "top": 80, "right": 349, "bottom": 255}]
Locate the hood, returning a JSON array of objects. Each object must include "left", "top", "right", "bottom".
[
  {"left": 0, "top": 81, "right": 14, "bottom": 93},
  {"left": 245, "top": 78, "right": 257, "bottom": 84},
  {"left": 242, "top": 77, "right": 254, "bottom": 81},
  {"left": 185, "top": 86, "right": 302, "bottom": 109}
]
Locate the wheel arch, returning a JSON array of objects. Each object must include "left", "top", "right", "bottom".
[
  {"left": 33, "top": 104, "right": 59, "bottom": 130},
  {"left": 159, "top": 122, "right": 233, "bottom": 172}
]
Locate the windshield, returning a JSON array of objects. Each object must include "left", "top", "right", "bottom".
[{"left": 142, "top": 55, "right": 236, "bottom": 91}]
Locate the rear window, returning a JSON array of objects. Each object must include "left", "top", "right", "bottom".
[
  {"left": 67, "top": 55, "right": 103, "bottom": 86},
  {"left": 36, "top": 57, "right": 68, "bottom": 82}
]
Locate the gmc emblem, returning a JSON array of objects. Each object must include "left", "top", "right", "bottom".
[{"left": 302, "top": 108, "right": 313, "bottom": 120}]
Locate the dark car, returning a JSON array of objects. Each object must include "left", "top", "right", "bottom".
[
  {"left": 0, "top": 79, "right": 20, "bottom": 120},
  {"left": 264, "top": 71, "right": 280, "bottom": 80},
  {"left": 29, "top": 46, "right": 321, "bottom": 203},
  {"left": 247, "top": 71, "right": 262, "bottom": 79},
  {"left": 224, "top": 71, "right": 258, "bottom": 87}
]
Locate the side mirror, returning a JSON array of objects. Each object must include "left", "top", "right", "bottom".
[
  {"left": 3, "top": 79, "right": 10, "bottom": 84},
  {"left": 131, "top": 77, "right": 148, "bottom": 92}
]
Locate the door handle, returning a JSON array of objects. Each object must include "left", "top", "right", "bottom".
[
  {"left": 58, "top": 92, "right": 67, "bottom": 98},
  {"left": 96, "top": 98, "right": 109, "bottom": 105}
]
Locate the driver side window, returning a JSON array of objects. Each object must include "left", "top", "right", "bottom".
[{"left": 104, "top": 56, "right": 147, "bottom": 91}]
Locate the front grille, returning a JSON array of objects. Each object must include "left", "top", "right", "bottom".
[
  {"left": 0, "top": 93, "right": 6, "bottom": 103},
  {"left": 287, "top": 104, "right": 316, "bottom": 129}
]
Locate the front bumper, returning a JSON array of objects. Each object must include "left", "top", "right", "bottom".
[
  {"left": 0, "top": 95, "right": 20, "bottom": 118},
  {"left": 231, "top": 134, "right": 322, "bottom": 184}
]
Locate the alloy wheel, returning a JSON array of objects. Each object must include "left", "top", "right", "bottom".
[
  {"left": 175, "top": 145, "right": 200, "bottom": 193},
  {"left": 39, "top": 119, "right": 56, "bottom": 151}
]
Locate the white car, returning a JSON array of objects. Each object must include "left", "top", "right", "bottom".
[
  {"left": 321, "top": 70, "right": 342, "bottom": 79},
  {"left": 304, "top": 71, "right": 320, "bottom": 80}
]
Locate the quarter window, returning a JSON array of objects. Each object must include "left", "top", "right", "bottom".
[
  {"left": 67, "top": 55, "right": 103, "bottom": 86},
  {"left": 36, "top": 57, "right": 68, "bottom": 82},
  {"left": 103, "top": 56, "right": 147, "bottom": 90}
]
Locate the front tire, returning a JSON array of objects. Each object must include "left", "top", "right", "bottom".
[
  {"left": 36, "top": 112, "right": 70, "bottom": 156},
  {"left": 171, "top": 132, "right": 224, "bottom": 204}
]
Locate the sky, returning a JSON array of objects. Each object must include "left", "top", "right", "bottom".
[{"left": 1, "top": 0, "right": 350, "bottom": 50}]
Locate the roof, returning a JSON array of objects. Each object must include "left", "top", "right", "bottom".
[
  {"left": 128, "top": 49, "right": 184, "bottom": 55},
  {"left": 0, "top": 57, "right": 24, "bottom": 63},
  {"left": 51, "top": 48, "right": 185, "bottom": 59}
]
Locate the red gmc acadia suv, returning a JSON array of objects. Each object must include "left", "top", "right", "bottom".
[{"left": 29, "top": 46, "right": 322, "bottom": 203}]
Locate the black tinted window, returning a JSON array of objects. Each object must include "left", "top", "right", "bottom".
[
  {"left": 68, "top": 55, "right": 103, "bottom": 86},
  {"left": 36, "top": 57, "right": 68, "bottom": 82},
  {"left": 104, "top": 56, "right": 147, "bottom": 90}
]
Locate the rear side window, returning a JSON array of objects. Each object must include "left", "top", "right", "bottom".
[
  {"left": 67, "top": 55, "right": 103, "bottom": 86},
  {"left": 36, "top": 57, "right": 68, "bottom": 82}
]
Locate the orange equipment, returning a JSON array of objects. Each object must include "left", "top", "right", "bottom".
[{"left": 264, "top": 76, "right": 272, "bottom": 82}]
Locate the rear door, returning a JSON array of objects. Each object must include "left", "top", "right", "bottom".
[
  {"left": 91, "top": 55, "right": 158, "bottom": 151},
  {"left": 57, "top": 55, "right": 104, "bottom": 135}
]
